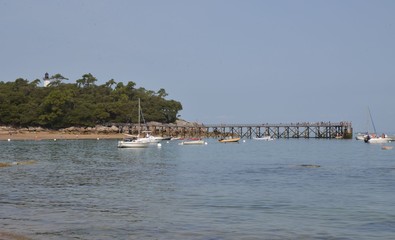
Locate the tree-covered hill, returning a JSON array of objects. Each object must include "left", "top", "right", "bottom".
[{"left": 0, "top": 73, "right": 182, "bottom": 129}]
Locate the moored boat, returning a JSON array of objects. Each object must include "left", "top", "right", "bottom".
[
  {"left": 387, "top": 135, "right": 395, "bottom": 141},
  {"left": 363, "top": 108, "right": 391, "bottom": 144},
  {"left": 179, "top": 139, "right": 205, "bottom": 145},
  {"left": 253, "top": 136, "right": 274, "bottom": 141},
  {"left": 138, "top": 131, "right": 163, "bottom": 144},
  {"left": 117, "top": 137, "right": 149, "bottom": 148},
  {"left": 355, "top": 133, "right": 368, "bottom": 140},
  {"left": 364, "top": 134, "right": 391, "bottom": 144},
  {"left": 218, "top": 137, "right": 240, "bottom": 143},
  {"left": 117, "top": 98, "right": 150, "bottom": 148}
]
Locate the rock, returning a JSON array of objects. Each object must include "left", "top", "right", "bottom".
[{"left": 110, "top": 125, "right": 119, "bottom": 132}]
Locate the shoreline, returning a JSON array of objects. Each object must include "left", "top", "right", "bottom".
[{"left": 0, "top": 132, "right": 125, "bottom": 141}]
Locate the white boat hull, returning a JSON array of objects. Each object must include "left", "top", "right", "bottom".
[
  {"left": 139, "top": 132, "right": 163, "bottom": 143},
  {"left": 253, "top": 136, "right": 274, "bottom": 141},
  {"left": 367, "top": 137, "right": 391, "bottom": 144},
  {"left": 117, "top": 139, "right": 149, "bottom": 148},
  {"left": 139, "top": 137, "right": 162, "bottom": 144},
  {"left": 355, "top": 135, "right": 366, "bottom": 141},
  {"left": 179, "top": 140, "right": 205, "bottom": 145}
]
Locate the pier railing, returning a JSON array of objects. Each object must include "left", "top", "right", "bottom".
[{"left": 110, "top": 121, "right": 353, "bottom": 139}]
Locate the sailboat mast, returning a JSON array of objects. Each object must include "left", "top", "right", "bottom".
[
  {"left": 138, "top": 98, "right": 141, "bottom": 135},
  {"left": 368, "top": 107, "right": 377, "bottom": 134}
]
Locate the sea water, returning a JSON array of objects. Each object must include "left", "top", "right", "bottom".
[{"left": 0, "top": 139, "right": 394, "bottom": 239}]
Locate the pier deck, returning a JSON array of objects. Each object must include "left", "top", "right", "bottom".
[{"left": 112, "top": 121, "right": 353, "bottom": 139}]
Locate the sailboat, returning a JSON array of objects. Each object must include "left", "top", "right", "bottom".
[
  {"left": 135, "top": 102, "right": 163, "bottom": 144},
  {"left": 356, "top": 110, "right": 370, "bottom": 140},
  {"left": 117, "top": 99, "right": 149, "bottom": 148},
  {"left": 117, "top": 135, "right": 149, "bottom": 148},
  {"left": 365, "top": 133, "right": 391, "bottom": 144},
  {"left": 364, "top": 108, "right": 391, "bottom": 144}
]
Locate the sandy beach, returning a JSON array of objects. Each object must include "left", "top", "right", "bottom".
[{"left": 0, "top": 131, "right": 125, "bottom": 141}]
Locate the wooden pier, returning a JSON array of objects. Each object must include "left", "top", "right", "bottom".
[{"left": 113, "top": 121, "right": 353, "bottom": 139}]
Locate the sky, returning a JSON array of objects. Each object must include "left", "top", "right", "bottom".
[{"left": 1, "top": 0, "right": 394, "bottom": 133}]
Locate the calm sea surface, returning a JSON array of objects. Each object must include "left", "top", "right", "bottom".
[{"left": 1, "top": 139, "right": 395, "bottom": 239}]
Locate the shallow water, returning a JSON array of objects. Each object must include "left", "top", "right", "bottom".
[{"left": 1, "top": 139, "right": 395, "bottom": 239}]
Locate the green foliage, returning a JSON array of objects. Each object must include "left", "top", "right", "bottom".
[{"left": 0, "top": 74, "right": 183, "bottom": 129}]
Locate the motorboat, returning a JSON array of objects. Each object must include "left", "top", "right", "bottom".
[
  {"left": 253, "top": 136, "right": 274, "bottom": 141},
  {"left": 355, "top": 133, "right": 368, "bottom": 140},
  {"left": 179, "top": 139, "right": 205, "bottom": 145},
  {"left": 364, "top": 134, "right": 391, "bottom": 144},
  {"left": 366, "top": 137, "right": 391, "bottom": 144}
]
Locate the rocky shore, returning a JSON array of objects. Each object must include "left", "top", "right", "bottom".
[
  {"left": 0, "top": 120, "right": 203, "bottom": 141},
  {"left": 0, "top": 125, "right": 124, "bottom": 141}
]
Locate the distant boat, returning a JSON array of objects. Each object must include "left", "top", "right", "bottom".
[
  {"left": 117, "top": 99, "right": 149, "bottom": 148},
  {"left": 335, "top": 134, "right": 343, "bottom": 139},
  {"left": 218, "top": 137, "right": 240, "bottom": 143},
  {"left": 364, "top": 108, "right": 391, "bottom": 144},
  {"left": 357, "top": 109, "right": 371, "bottom": 140},
  {"left": 387, "top": 135, "right": 395, "bottom": 141},
  {"left": 364, "top": 134, "right": 391, "bottom": 144},
  {"left": 179, "top": 139, "right": 205, "bottom": 145},
  {"left": 118, "top": 136, "right": 149, "bottom": 148},
  {"left": 355, "top": 133, "right": 368, "bottom": 141},
  {"left": 139, "top": 131, "right": 163, "bottom": 144},
  {"left": 253, "top": 136, "right": 274, "bottom": 141}
]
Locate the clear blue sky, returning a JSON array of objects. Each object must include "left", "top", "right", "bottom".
[{"left": 1, "top": 0, "right": 394, "bottom": 133}]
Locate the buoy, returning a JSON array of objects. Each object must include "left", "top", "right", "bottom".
[
  {"left": 7, "top": 139, "right": 11, "bottom": 142},
  {"left": 205, "top": 142, "right": 208, "bottom": 145},
  {"left": 157, "top": 143, "right": 162, "bottom": 147},
  {"left": 54, "top": 139, "right": 57, "bottom": 141},
  {"left": 243, "top": 140, "right": 246, "bottom": 143},
  {"left": 97, "top": 138, "right": 100, "bottom": 140}
]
